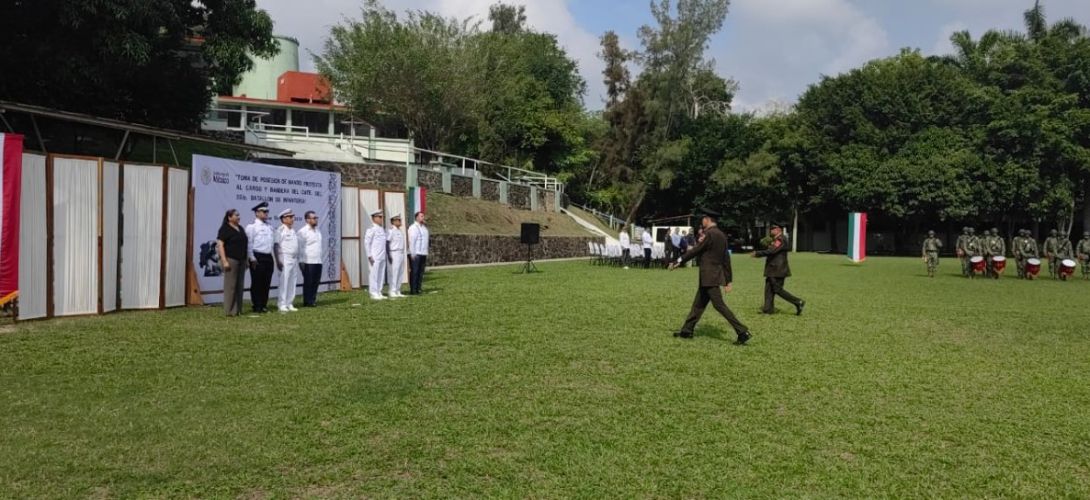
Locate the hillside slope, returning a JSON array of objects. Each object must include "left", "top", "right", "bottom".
[{"left": 427, "top": 194, "right": 597, "bottom": 237}]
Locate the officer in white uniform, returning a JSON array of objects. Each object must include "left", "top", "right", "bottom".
[
  {"left": 364, "top": 209, "right": 388, "bottom": 300},
  {"left": 274, "top": 208, "right": 301, "bottom": 312},
  {"left": 297, "top": 210, "right": 324, "bottom": 307},
  {"left": 619, "top": 226, "right": 631, "bottom": 268},
  {"left": 245, "top": 201, "right": 276, "bottom": 313},
  {"left": 641, "top": 227, "right": 654, "bottom": 268},
  {"left": 387, "top": 213, "right": 406, "bottom": 298}
]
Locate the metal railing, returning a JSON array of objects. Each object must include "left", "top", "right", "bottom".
[
  {"left": 568, "top": 202, "right": 626, "bottom": 231},
  {"left": 243, "top": 123, "right": 565, "bottom": 193},
  {"left": 251, "top": 122, "right": 311, "bottom": 137}
]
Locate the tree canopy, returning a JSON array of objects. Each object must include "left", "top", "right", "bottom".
[{"left": 0, "top": 0, "right": 277, "bottom": 130}]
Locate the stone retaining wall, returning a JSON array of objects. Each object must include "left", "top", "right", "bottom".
[
  {"left": 508, "top": 185, "right": 531, "bottom": 210},
  {"left": 417, "top": 169, "right": 443, "bottom": 192},
  {"left": 451, "top": 176, "right": 474, "bottom": 197},
  {"left": 261, "top": 159, "right": 406, "bottom": 190},
  {"left": 257, "top": 159, "right": 558, "bottom": 212},
  {"left": 429, "top": 234, "right": 594, "bottom": 266},
  {"left": 481, "top": 179, "right": 501, "bottom": 202}
]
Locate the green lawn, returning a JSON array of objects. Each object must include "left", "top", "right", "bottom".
[{"left": 2, "top": 254, "right": 1090, "bottom": 498}]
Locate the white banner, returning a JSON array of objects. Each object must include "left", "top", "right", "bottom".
[{"left": 192, "top": 155, "right": 341, "bottom": 304}]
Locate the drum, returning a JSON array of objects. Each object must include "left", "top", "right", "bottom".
[
  {"left": 1061, "top": 259, "right": 1077, "bottom": 277},
  {"left": 991, "top": 255, "right": 1006, "bottom": 273},
  {"left": 970, "top": 256, "right": 986, "bottom": 272},
  {"left": 1026, "top": 258, "right": 1041, "bottom": 277}
]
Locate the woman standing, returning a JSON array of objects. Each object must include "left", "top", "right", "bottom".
[{"left": 217, "top": 209, "right": 248, "bottom": 316}]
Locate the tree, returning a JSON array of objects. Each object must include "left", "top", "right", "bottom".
[
  {"left": 468, "top": 5, "right": 588, "bottom": 173},
  {"left": 594, "top": 0, "right": 732, "bottom": 224},
  {"left": 320, "top": 1, "right": 589, "bottom": 178},
  {"left": 489, "top": 3, "right": 527, "bottom": 34},
  {"left": 319, "top": 1, "right": 480, "bottom": 152},
  {"left": 0, "top": 0, "right": 277, "bottom": 130}
]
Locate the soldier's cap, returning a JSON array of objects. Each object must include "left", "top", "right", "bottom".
[
  {"left": 962, "top": 226, "right": 969, "bottom": 232},
  {"left": 390, "top": 213, "right": 402, "bottom": 221},
  {"left": 992, "top": 227, "right": 999, "bottom": 233},
  {"left": 252, "top": 201, "right": 269, "bottom": 212},
  {"left": 694, "top": 207, "right": 720, "bottom": 219},
  {"left": 770, "top": 222, "right": 787, "bottom": 229},
  {"left": 370, "top": 210, "right": 384, "bottom": 217},
  {"left": 1084, "top": 232, "right": 1089, "bottom": 237},
  {"left": 278, "top": 208, "right": 294, "bottom": 219},
  {"left": 928, "top": 230, "right": 935, "bottom": 235}
]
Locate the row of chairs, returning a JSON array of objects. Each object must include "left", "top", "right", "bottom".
[{"left": 587, "top": 242, "right": 670, "bottom": 268}]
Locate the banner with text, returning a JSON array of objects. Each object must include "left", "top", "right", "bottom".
[{"left": 192, "top": 155, "right": 341, "bottom": 303}]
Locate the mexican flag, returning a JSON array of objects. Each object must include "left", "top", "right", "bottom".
[
  {"left": 848, "top": 212, "right": 867, "bottom": 263},
  {"left": 0, "top": 133, "right": 23, "bottom": 301},
  {"left": 408, "top": 186, "right": 426, "bottom": 219}
]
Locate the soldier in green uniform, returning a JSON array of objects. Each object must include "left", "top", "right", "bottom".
[
  {"left": 922, "top": 230, "right": 942, "bottom": 277},
  {"left": 669, "top": 208, "right": 752, "bottom": 344},
  {"left": 1043, "top": 229, "right": 1060, "bottom": 278},
  {"left": 1077, "top": 231, "right": 1090, "bottom": 280},
  {"left": 980, "top": 229, "right": 994, "bottom": 277},
  {"left": 1021, "top": 230, "right": 1040, "bottom": 280},
  {"left": 1057, "top": 232, "right": 1074, "bottom": 281},
  {"left": 986, "top": 227, "right": 1005, "bottom": 278},
  {"left": 956, "top": 227, "right": 970, "bottom": 277},
  {"left": 753, "top": 223, "right": 805, "bottom": 316},
  {"left": 966, "top": 227, "right": 983, "bottom": 278},
  {"left": 1012, "top": 229, "right": 1026, "bottom": 279}
]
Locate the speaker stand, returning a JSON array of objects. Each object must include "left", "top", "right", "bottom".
[{"left": 520, "top": 244, "right": 539, "bottom": 274}]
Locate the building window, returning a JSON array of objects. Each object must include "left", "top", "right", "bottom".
[{"left": 297, "top": 110, "right": 330, "bottom": 135}]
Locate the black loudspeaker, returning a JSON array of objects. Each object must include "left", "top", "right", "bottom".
[{"left": 521, "top": 222, "right": 540, "bottom": 245}]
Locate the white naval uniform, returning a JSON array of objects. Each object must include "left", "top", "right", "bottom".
[
  {"left": 364, "top": 224, "right": 388, "bottom": 298},
  {"left": 275, "top": 224, "right": 301, "bottom": 310},
  {"left": 245, "top": 219, "right": 274, "bottom": 260},
  {"left": 387, "top": 226, "right": 406, "bottom": 297}
]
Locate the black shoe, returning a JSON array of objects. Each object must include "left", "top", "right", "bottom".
[
  {"left": 796, "top": 300, "right": 805, "bottom": 316},
  {"left": 734, "top": 331, "right": 752, "bottom": 345},
  {"left": 673, "top": 331, "right": 693, "bottom": 339},
  {"left": 759, "top": 309, "right": 774, "bottom": 315}
]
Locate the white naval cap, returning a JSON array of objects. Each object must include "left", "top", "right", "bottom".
[
  {"left": 370, "top": 210, "right": 384, "bottom": 217},
  {"left": 278, "top": 208, "right": 294, "bottom": 218},
  {"left": 389, "top": 213, "right": 401, "bottom": 220}
]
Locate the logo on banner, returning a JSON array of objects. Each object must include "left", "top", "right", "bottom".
[{"left": 200, "top": 167, "right": 230, "bottom": 186}]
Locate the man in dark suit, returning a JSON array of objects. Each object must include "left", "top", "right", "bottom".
[
  {"left": 753, "top": 223, "right": 805, "bottom": 315},
  {"left": 669, "top": 209, "right": 752, "bottom": 345}
]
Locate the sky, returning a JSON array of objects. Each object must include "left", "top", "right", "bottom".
[{"left": 255, "top": 0, "right": 1089, "bottom": 113}]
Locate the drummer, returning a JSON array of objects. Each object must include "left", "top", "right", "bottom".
[
  {"left": 1057, "top": 232, "right": 1074, "bottom": 281},
  {"left": 1077, "top": 232, "right": 1090, "bottom": 280},
  {"left": 966, "top": 228, "right": 984, "bottom": 278},
  {"left": 986, "top": 227, "right": 1005, "bottom": 278},
  {"left": 1020, "top": 230, "right": 1040, "bottom": 280}
]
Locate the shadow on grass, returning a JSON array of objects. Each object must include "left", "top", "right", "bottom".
[{"left": 693, "top": 325, "right": 731, "bottom": 342}]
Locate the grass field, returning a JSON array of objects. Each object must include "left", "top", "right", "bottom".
[{"left": 2, "top": 254, "right": 1090, "bottom": 498}]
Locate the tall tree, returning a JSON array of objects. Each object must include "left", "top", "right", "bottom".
[
  {"left": 469, "top": 5, "right": 587, "bottom": 172},
  {"left": 319, "top": 1, "right": 480, "bottom": 152},
  {"left": 489, "top": 3, "right": 527, "bottom": 34},
  {"left": 0, "top": 0, "right": 277, "bottom": 130},
  {"left": 600, "top": 0, "right": 732, "bottom": 224}
]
